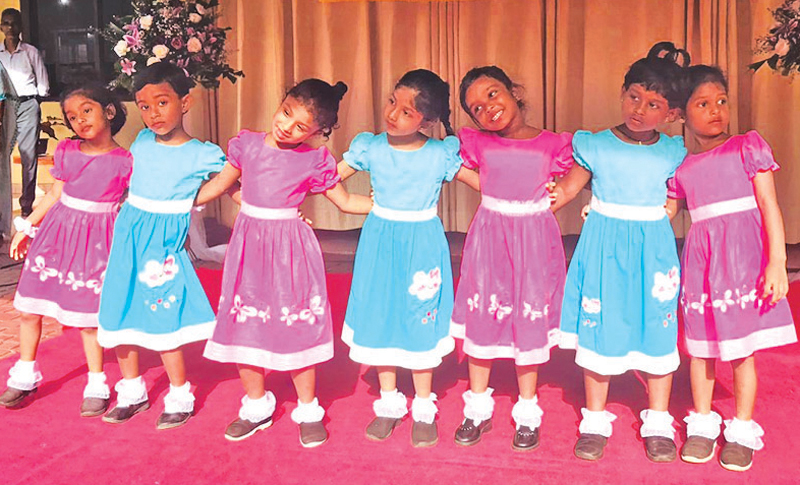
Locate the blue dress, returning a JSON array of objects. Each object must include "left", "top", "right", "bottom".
[
  {"left": 341, "top": 132, "right": 462, "bottom": 369},
  {"left": 98, "top": 129, "right": 226, "bottom": 351},
  {"left": 560, "top": 130, "right": 686, "bottom": 376}
]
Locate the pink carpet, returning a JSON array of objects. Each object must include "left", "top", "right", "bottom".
[{"left": 1, "top": 273, "right": 798, "bottom": 484}]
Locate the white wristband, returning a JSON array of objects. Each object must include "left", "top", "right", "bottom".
[{"left": 13, "top": 216, "right": 37, "bottom": 238}]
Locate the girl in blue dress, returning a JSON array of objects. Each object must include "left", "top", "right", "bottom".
[
  {"left": 339, "top": 69, "right": 477, "bottom": 447},
  {"left": 551, "top": 43, "right": 689, "bottom": 462},
  {"left": 97, "top": 63, "right": 226, "bottom": 430}
]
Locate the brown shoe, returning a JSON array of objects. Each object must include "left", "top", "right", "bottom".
[
  {"left": 719, "top": 442, "right": 754, "bottom": 472},
  {"left": 156, "top": 411, "right": 193, "bottom": 430},
  {"left": 574, "top": 433, "right": 607, "bottom": 461},
  {"left": 411, "top": 420, "right": 438, "bottom": 447},
  {"left": 365, "top": 416, "right": 402, "bottom": 441},
  {"left": 225, "top": 416, "right": 273, "bottom": 441},
  {"left": 80, "top": 397, "right": 111, "bottom": 417},
  {"left": 299, "top": 421, "right": 328, "bottom": 448},
  {"left": 644, "top": 436, "right": 677, "bottom": 462},
  {"left": 454, "top": 418, "right": 493, "bottom": 446},
  {"left": 681, "top": 436, "right": 717, "bottom": 464},
  {"left": 512, "top": 425, "right": 540, "bottom": 452},
  {"left": 102, "top": 400, "right": 150, "bottom": 424},
  {"left": 0, "top": 387, "right": 36, "bottom": 408}
]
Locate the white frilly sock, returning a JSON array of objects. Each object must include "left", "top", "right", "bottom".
[
  {"left": 7, "top": 360, "right": 42, "bottom": 391},
  {"left": 578, "top": 408, "right": 617, "bottom": 438},
  {"left": 462, "top": 388, "right": 494, "bottom": 425},
  {"left": 511, "top": 395, "right": 544, "bottom": 430},
  {"left": 83, "top": 372, "right": 111, "bottom": 399},
  {"left": 640, "top": 409, "right": 676, "bottom": 440},
  {"left": 163, "top": 381, "right": 195, "bottom": 414},
  {"left": 291, "top": 397, "right": 325, "bottom": 424},
  {"left": 411, "top": 394, "right": 438, "bottom": 424},
  {"left": 239, "top": 391, "right": 276, "bottom": 423},
  {"left": 373, "top": 389, "right": 408, "bottom": 419},
  {"left": 114, "top": 376, "right": 148, "bottom": 407},
  {"left": 723, "top": 417, "right": 765, "bottom": 451},
  {"left": 684, "top": 411, "right": 722, "bottom": 440}
]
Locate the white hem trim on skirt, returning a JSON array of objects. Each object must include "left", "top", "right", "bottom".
[
  {"left": 560, "top": 331, "right": 680, "bottom": 375},
  {"left": 341, "top": 322, "right": 454, "bottom": 369},
  {"left": 685, "top": 324, "right": 798, "bottom": 361},
  {"left": 203, "top": 340, "right": 334, "bottom": 371},
  {"left": 451, "top": 319, "right": 559, "bottom": 365},
  {"left": 14, "top": 294, "right": 98, "bottom": 328},
  {"left": 97, "top": 321, "right": 215, "bottom": 351}
]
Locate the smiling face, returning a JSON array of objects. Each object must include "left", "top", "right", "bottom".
[
  {"left": 619, "top": 83, "right": 673, "bottom": 133},
  {"left": 270, "top": 95, "right": 320, "bottom": 147},
  {"left": 463, "top": 76, "right": 521, "bottom": 133},
  {"left": 684, "top": 82, "right": 729, "bottom": 138},
  {"left": 135, "top": 82, "right": 189, "bottom": 139},
  {"left": 63, "top": 94, "right": 114, "bottom": 141},
  {"left": 383, "top": 86, "right": 426, "bottom": 138}
]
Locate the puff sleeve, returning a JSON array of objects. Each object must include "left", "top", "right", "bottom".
[
  {"left": 666, "top": 176, "right": 684, "bottom": 200},
  {"left": 571, "top": 130, "right": 594, "bottom": 172},
  {"left": 119, "top": 150, "right": 134, "bottom": 187},
  {"left": 226, "top": 131, "right": 247, "bottom": 170},
  {"left": 664, "top": 135, "right": 687, "bottom": 178},
  {"left": 551, "top": 131, "right": 575, "bottom": 178},
  {"left": 49, "top": 139, "right": 70, "bottom": 181},
  {"left": 343, "top": 132, "right": 375, "bottom": 172},
  {"left": 457, "top": 127, "right": 481, "bottom": 170},
  {"left": 741, "top": 131, "right": 780, "bottom": 179},
  {"left": 198, "top": 141, "right": 226, "bottom": 180},
  {"left": 308, "top": 147, "right": 342, "bottom": 193},
  {"left": 442, "top": 136, "right": 463, "bottom": 182}
]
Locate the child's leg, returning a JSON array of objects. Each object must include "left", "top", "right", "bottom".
[
  {"left": 158, "top": 348, "right": 194, "bottom": 427},
  {"left": 0, "top": 313, "right": 43, "bottom": 406},
  {"left": 468, "top": 357, "right": 492, "bottom": 393},
  {"left": 159, "top": 348, "right": 187, "bottom": 387},
  {"left": 103, "top": 345, "right": 149, "bottom": 423},
  {"left": 290, "top": 366, "right": 327, "bottom": 447},
  {"left": 720, "top": 356, "right": 763, "bottom": 471},
  {"left": 410, "top": 368, "right": 438, "bottom": 447},
  {"left": 115, "top": 345, "right": 140, "bottom": 379},
  {"left": 239, "top": 364, "right": 267, "bottom": 399},
  {"left": 79, "top": 328, "right": 110, "bottom": 416},
  {"left": 456, "top": 357, "right": 495, "bottom": 445},
  {"left": 225, "top": 364, "right": 276, "bottom": 441},
  {"left": 681, "top": 357, "right": 723, "bottom": 464},
  {"left": 18, "top": 312, "right": 43, "bottom": 362},
  {"left": 367, "top": 366, "right": 407, "bottom": 441},
  {"left": 411, "top": 368, "right": 432, "bottom": 398},
  {"left": 640, "top": 372, "right": 678, "bottom": 462},
  {"left": 585, "top": 369, "right": 610, "bottom": 411},
  {"left": 690, "top": 357, "right": 716, "bottom": 414},
  {"left": 290, "top": 366, "right": 316, "bottom": 404},
  {"left": 731, "top": 356, "right": 756, "bottom": 421},
  {"left": 574, "top": 370, "right": 616, "bottom": 461},
  {"left": 516, "top": 364, "right": 538, "bottom": 400},
  {"left": 377, "top": 366, "right": 397, "bottom": 392},
  {"left": 511, "top": 364, "right": 543, "bottom": 451}
]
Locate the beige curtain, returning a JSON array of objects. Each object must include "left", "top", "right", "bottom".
[{"left": 198, "top": 0, "right": 800, "bottom": 242}]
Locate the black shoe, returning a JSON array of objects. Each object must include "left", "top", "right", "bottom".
[
  {"left": 644, "top": 436, "right": 677, "bottom": 463},
  {"left": 411, "top": 420, "right": 438, "bottom": 448},
  {"left": 299, "top": 420, "right": 328, "bottom": 448},
  {"left": 574, "top": 433, "right": 608, "bottom": 461},
  {"left": 156, "top": 411, "right": 193, "bottom": 430},
  {"left": 454, "top": 418, "right": 493, "bottom": 446},
  {"left": 365, "top": 416, "right": 402, "bottom": 441},
  {"left": 80, "top": 397, "right": 111, "bottom": 417},
  {"left": 225, "top": 416, "right": 274, "bottom": 441},
  {"left": 0, "top": 387, "right": 36, "bottom": 407},
  {"left": 512, "top": 425, "right": 540, "bottom": 452},
  {"left": 102, "top": 400, "right": 150, "bottom": 424}
]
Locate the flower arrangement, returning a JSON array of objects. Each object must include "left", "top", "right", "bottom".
[
  {"left": 750, "top": 0, "right": 800, "bottom": 76},
  {"left": 99, "top": 0, "right": 243, "bottom": 91}
]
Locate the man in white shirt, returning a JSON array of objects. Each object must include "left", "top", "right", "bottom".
[{"left": 0, "top": 8, "right": 49, "bottom": 217}]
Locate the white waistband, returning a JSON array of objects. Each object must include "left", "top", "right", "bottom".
[
  {"left": 481, "top": 195, "right": 550, "bottom": 215},
  {"left": 689, "top": 196, "right": 758, "bottom": 222},
  {"left": 590, "top": 196, "right": 666, "bottom": 221},
  {"left": 60, "top": 193, "right": 118, "bottom": 213},
  {"left": 126, "top": 194, "right": 194, "bottom": 214},
  {"left": 239, "top": 202, "right": 299, "bottom": 220},
  {"left": 372, "top": 203, "right": 438, "bottom": 222}
]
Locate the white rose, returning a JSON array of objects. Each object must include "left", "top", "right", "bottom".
[
  {"left": 774, "top": 38, "right": 791, "bottom": 57},
  {"left": 139, "top": 15, "right": 153, "bottom": 30},
  {"left": 189, "top": 13, "right": 202, "bottom": 23},
  {"left": 147, "top": 56, "right": 161, "bottom": 66},
  {"left": 114, "top": 40, "right": 129, "bottom": 57},
  {"left": 187, "top": 37, "right": 202, "bottom": 53},
  {"left": 195, "top": 5, "right": 206, "bottom": 15},
  {"left": 152, "top": 44, "right": 170, "bottom": 59}
]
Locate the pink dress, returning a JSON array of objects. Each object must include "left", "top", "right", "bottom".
[
  {"left": 450, "top": 127, "right": 573, "bottom": 365},
  {"left": 668, "top": 131, "right": 797, "bottom": 361},
  {"left": 14, "top": 139, "right": 132, "bottom": 327},
  {"left": 203, "top": 130, "right": 341, "bottom": 371}
]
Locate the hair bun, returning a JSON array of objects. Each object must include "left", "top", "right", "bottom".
[
  {"left": 646, "top": 41, "right": 691, "bottom": 67},
  {"left": 333, "top": 81, "right": 348, "bottom": 100}
]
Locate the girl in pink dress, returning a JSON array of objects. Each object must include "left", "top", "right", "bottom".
[
  {"left": 0, "top": 84, "right": 131, "bottom": 416},
  {"left": 198, "top": 79, "right": 372, "bottom": 446},
  {"left": 666, "top": 65, "right": 796, "bottom": 472},
  {"left": 450, "top": 66, "right": 573, "bottom": 450}
]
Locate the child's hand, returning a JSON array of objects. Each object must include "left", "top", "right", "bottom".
[
  {"left": 9, "top": 232, "right": 29, "bottom": 260},
  {"left": 760, "top": 261, "right": 789, "bottom": 304},
  {"left": 546, "top": 181, "right": 558, "bottom": 204},
  {"left": 581, "top": 204, "right": 591, "bottom": 221},
  {"left": 298, "top": 210, "right": 313, "bottom": 226}
]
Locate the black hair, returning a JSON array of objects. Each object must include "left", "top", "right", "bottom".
[
  {"left": 60, "top": 82, "right": 127, "bottom": 136},
  {"left": 624, "top": 41, "right": 690, "bottom": 108},
  {"left": 459, "top": 65, "right": 525, "bottom": 118},
  {"left": 285, "top": 79, "right": 348, "bottom": 139},
  {"left": 396, "top": 69, "right": 454, "bottom": 137},
  {"left": 1, "top": 8, "right": 21, "bottom": 24},
  {"left": 681, "top": 64, "right": 728, "bottom": 109},
  {"left": 133, "top": 61, "right": 195, "bottom": 97}
]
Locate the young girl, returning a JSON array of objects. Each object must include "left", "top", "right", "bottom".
[
  {"left": 340, "top": 69, "right": 470, "bottom": 447},
  {"left": 551, "top": 42, "right": 689, "bottom": 462},
  {"left": 666, "top": 65, "right": 796, "bottom": 472},
  {"left": 450, "top": 66, "right": 573, "bottom": 451},
  {"left": 197, "top": 79, "right": 372, "bottom": 446},
  {"left": 0, "top": 84, "right": 130, "bottom": 416},
  {"left": 97, "top": 62, "right": 226, "bottom": 430}
]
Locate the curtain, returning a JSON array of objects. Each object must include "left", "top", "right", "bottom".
[{"left": 200, "top": 0, "right": 800, "bottom": 242}]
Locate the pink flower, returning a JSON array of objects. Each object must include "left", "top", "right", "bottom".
[
  {"left": 120, "top": 58, "right": 136, "bottom": 75},
  {"left": 195, "top": 4, "right": 206, "bottom": 15},
  {"left": 187, "top": 37, "right": 202, "bottom": 53},
  {"left": 774, "top": 38, "right": 791, "bottom": 57},
  {"left": 170, "top": 37, "right": 184, "bottom": 50},
  {"left": 124, "top": 29, "right": 142, "bottom": 49}
]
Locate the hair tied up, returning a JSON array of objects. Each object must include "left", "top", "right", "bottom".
[
  {"left": 333, "top": 81, "right": 348, "bottom": 100},
  {"left": 646, "top": 41, "right": 691, "bottom": 68}
]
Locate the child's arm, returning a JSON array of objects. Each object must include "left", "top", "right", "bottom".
[
  {"left": 550, "top": 165, "right": 592, "bottom": 212},
  {"left": 665, "top": 198, "right": 684, "bottom": 220},
  {"left": 455, "top": 166, "right": 480, "bottom": 192},
  {"left": 324, "top": 183, "right": 373, "bottom": 214},
  {"left": 10, "top": 180, "right": 65, "bottom": 260},
  {"left": 753, "top": 170, "right": 789, "bottom": 304},
  {"left": 337, "top": 161, "right": 358, "bottom": 181},
  {"left": 196, "top": 163, "right": 242, "bottom": 206}
]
